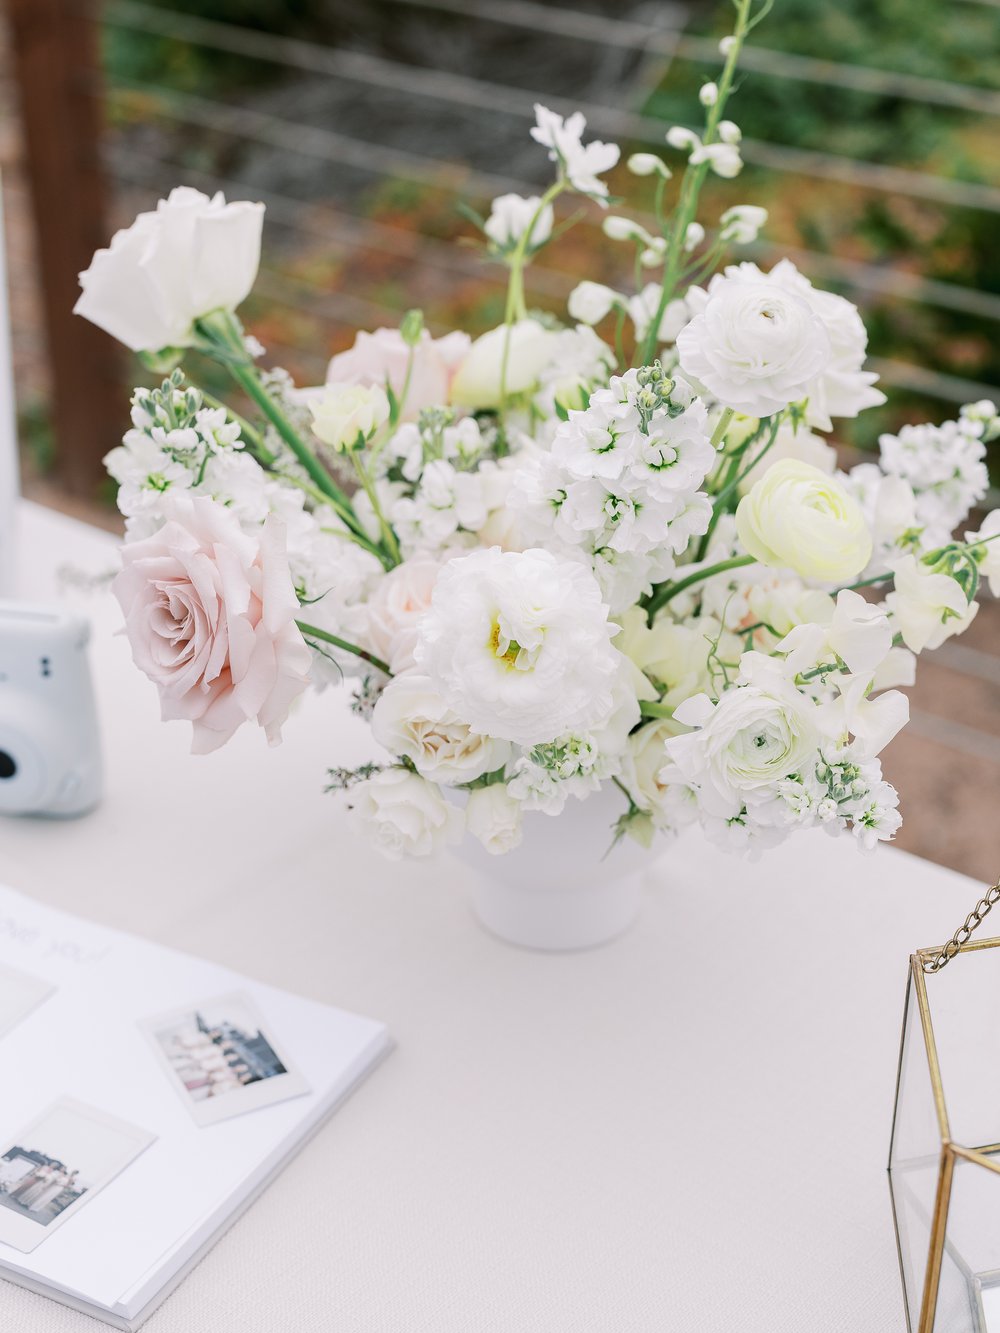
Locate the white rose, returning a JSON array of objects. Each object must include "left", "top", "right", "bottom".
[
  {"left": 484, "top": 194, "right": 553, "bottom": 250},
  {"left": 450, "top": 320, "right": 556, "bottom": 408},
  {"left": 966, "top": 509, "right": 1000, "bottom": 596},
  {"left": 365, "top": 557, "right": 441, "bottom": 673},
  {"left": 624, "top": 717, "right": 686, "bottom": 818},
  {"left": 567, "top": 281, "right": 619, "bottom": 326},
  {"left": 414, "top": 546, "right": 621, "bottom": 747},
  {"left": 347, "top": 769, "right": 463, "bottom": 860},
  {"left": 736, "top": 460, "right": 872, "bottom": 583},
  {"left": 371, "top": 673, "right": 510, "bottom": 784},
  {"left": 75, "top": 187, "right": 264, "bottom": 352},
  {"left": 885, "top": 554, "right": 979, "bottom": 653},
  {"left": 676, "top": 265, "right": 831, "bottom": 417},
  {"left": 465, "top": 785, "right": 524, "bottom": 855},
  {"left": 310, "top": 383, "right": 390, "bottom": 452},
  {"left": 737, "top": 421, "right": 837, "bottom": 494}
]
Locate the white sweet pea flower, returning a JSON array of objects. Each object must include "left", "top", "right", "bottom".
[
  {"left": 530, "top": 104, "right": 620, "bottom": 201},
  {"left": 820, "top": 674, "right": 909, "bottom": 761},
  {"left": 465, "top": 785, "right": 524, "bottom": 855},
  {"left": 666, "top": 126, "right": 699, "bottom": 153},
  {"left": 885, "top": 554, "right": 979, "bottom": 653},
  {"left": 451, "top": 319, "right": 556, "bottom": 408},
  {"left": 568, "top": 281, "right": 620, "bottom": 326},
  {"left": 75, "top": 187, "right": 263, "bottom": 352},
  {"left": 484, "top": 193, "right": 554, "bottom": 251},
  {"left": 627, "top": 153, "right": 671, "bottom": 178},
  {"left": 966, "top": 509, "right": 1000, "bottom": 595},
  {"left": 347, "top": 769, "right": 464, "bottom": 860},
  {"left": 778, "top": 590, "right": 893, "bottom": 680},
  {"left": 736, "top": 460, "right": 872, "bottom": 583},
  {"left": 720, "top": 205, "right": 768, "bottom": 245},
  {"left": 694, "top": 142, "right": 743, "bottom": 178},
  {"left": 371, "top": 673, "right": 510, "bottom": 784},
  {"left": 627, "top": 284, "right": 689, "bottom": 346},
  {"left": 414, "top": 546, "right": 622, "bottom": 747},
  {"left": 309, "top": 383, "right": 390, "bottom": 452},
  {"left": 676, "top": 266, "right": 831, "bottom": 417}
]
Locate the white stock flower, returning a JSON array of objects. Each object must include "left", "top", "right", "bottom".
[
  {"left": 880, "top": 415, "right": 989, "bottom": 540},
  {"left": 347, "top": 769, "right": 463, "bottom": 860},
  {"left": 451, "top": 319, "right": 556, "bottom": 408},
  {"left": 310, "top": 383, "right": 390, "bottom": 452},
  {"left": 484, "top": 194, "right": 554, "bottom": 250},
  {"left": 736, "top": 460, "right": 872, "bottom": 583},
  {"left": 465, "top": 785, "right": 523, "bottom": 855},
  {"left": 392, "top": 459, "right": 488, "bottom": 556},
  {"left": 966, "top": 509, "right": 1000, "bottom": 596},
  {"left": 531, "top": 104, "right": 620, "bottom": 201},
  {"left": 568, "top": 281, "right": 620, "bottom": 325},
  {"left": 75, "top": 187, "right": 263, "bottom": 352},
  {"left": 371, "top": 673, "right": 510, "bottom": 783},
  {"left": 885, "top": 554, "right": 979, "bottom": 653},
  {"left": 676, "top": 267, "right": 831, "bottom": 416},
  {"left": 414, "top": 547, "right": 621, "bottom": 746}
]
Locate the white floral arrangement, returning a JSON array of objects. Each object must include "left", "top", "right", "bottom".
[{"left": 76, "top": 1, "right": 999, "bottom": 863}]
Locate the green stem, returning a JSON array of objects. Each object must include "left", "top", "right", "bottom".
[
  {"left": 499, "top": 180, "right": 564, "bottom": 412},
  {"left": 639, "top": 700, "right": 675, "bottom": 718},
  {"left": 200, "top": 389, "right": 273, "bottom": 463},
  {"left": 296, "top": 620, "right": 390, "bottom": 675},
  {"left": 646, "top": 553, "right": 756, "bottom": 622},
  {"left": 351, "top": 454, "right": 401, "bottom": 565},
  {"left": 710, "top": 407, "right": 735, "bottom": 450}
]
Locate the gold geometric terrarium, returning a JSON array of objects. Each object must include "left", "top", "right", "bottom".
[{"left": 890, "top": 928, "right": 1000, "bottom": 1333}]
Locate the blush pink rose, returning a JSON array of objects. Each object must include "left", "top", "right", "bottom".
[
  {"left": 325, "top": 327, "right": 470, "bottom": 420},
  {"left": 365, "top": 556, "right": 442, "bottom": 674},
  {"left": 113, "top": 495, "right": 312, "bottom": 753}
]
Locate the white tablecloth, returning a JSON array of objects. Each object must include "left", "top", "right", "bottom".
[{"left": 1, "top": 499, "right": 986, "bottom": 1332}]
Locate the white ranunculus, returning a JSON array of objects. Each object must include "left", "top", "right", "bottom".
[
  {"left": 885, "top": 554, "right": 979, "bottom": 653},
  {"left": 736, "top": 460, "right": 872, "bottom": 583},
  {"left": 966, "top": 509, "right": 1000, "bottom": 596},
  {"left": 371, "top": 673, "right": 510, "bottom": 784},
  {"left": 414, "top": 546, "right": 621, "bottom": 747},
  {"left": 347, "top": 768, "right": 463, "bottom": 860},
  {"left": 484, "top": 194, "right": 553, "bottom": 250},
  {"left": 465, "top": 785, "right": 524, "bottom": 855},
  {"left": 450, "top": 320, "right": 556, "bottom": 408},
  {"left": 676, "top": 267, "right": 831, "bottom": 417},
  {"left": 75, "top": 187, "right": 264, "bottom": 352},
  {"left": 567, "top": 281, "right": 619, "bottom": 326},
  {"left": 310, "top": 383, "right": 390, "bottom": 452},
  {"left": 737, "top": 421, "right": 837, "bottom": 494}
]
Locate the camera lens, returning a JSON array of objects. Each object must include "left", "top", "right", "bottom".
[{"left": 0, "top": 750, "right": 16, "bottom": 780}]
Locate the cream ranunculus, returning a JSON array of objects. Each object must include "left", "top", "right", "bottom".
[
  {"left": 465, "top": 784, "right": 524, "bottom": 855},
  {"left": 310, "top": 383, "right": 390, "bottom": 452},
  {"left": 75, "top": 187, "right": 264, "bottom": 352},
  {"left": 885, "top": 554, "right": 979, "bottom": 653},
  {"left": 735, "top": 459, "right": 872, "bottom": 583},
  {"left": 371, "top": 673, "right": 510, "bottom": 784},
  {"left": 450, "top": 319, "right": 556, "bottom": 408},
  {"left": 347, "top": 768, "right": 464, "bottom": 860},
  {"left": 676, "top": 267, "right": 831, "bottom": 417}
]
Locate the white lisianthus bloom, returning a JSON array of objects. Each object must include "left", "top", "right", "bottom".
[
  {"left": 465, "top": 785, "right": 524, "bottom": 855},
  {"left": 347, "top": 769, "right": 463, "bottom": 860},
  {"left": 567, "top": 281, "right": 620, "bottom": 326},
  {"left": 737, "top": 421, "right": 837, "bottom": 494},
  {"left": 484, "top": 194, "right": 554, "bottom": 251},
  {"left": 885, "top": 554, "right": 979, "bottom": 653},
  {"left": 75, "top": 187, "right": 263, "bottom": 352},
  {"left": 451, "top": 319, "right": 556, "bottom": 408},
  {"left": 966, "top": 509, "right": 1000, "bottom": 596},
  {"left": 414, "top": 547, "right": 621, "bottom": 747},
  {"left": 309, "top": 383, "right": 390, "bottom": 452},
  {"left": 736, "top": 460, "right": 872, "bottom": 583},
  {"left": 371, "top": 673, "right": 510, "bottom": 784},
  {"left": 676, "top": 268, "right": 831, "bottom": 416},
  {"left": 530, "top": 104, "right": 620, "bottom": 201}
]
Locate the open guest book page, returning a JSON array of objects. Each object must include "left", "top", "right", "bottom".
[{"left": 0, "top": 882, "right": 390, "bottom": 1330}]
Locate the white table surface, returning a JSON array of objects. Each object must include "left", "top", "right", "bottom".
[{"left": 1, "top": 499, "right": 988, "bottom": 1333}]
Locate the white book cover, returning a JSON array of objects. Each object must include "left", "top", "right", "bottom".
[{"left": 0, "top": 883, "right": 390, "bottom": 1329}]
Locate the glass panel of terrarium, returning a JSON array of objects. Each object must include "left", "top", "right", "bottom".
[
  {"left": 890, "top": 967, "right": 949, "bottom": 1328},
  {"left": 923, "top": 940, "right": 1000, "bottom": 1153},
  {"left": 935, "top": 1155, "right": 1000, "bottom": 1333}
]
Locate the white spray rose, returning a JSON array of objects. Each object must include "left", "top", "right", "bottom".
[
  {"left": 347, "top": 769, "right": 463, "bottom": 860},
  {"left": 310, "top": 383, "right": 390, "bottom": 452},
  {"left": 75, "top": 187, "right": 263, "bottom": 352},
  {"left": 624, "top": 717, "right": 686, "bottom": 820},
  {"left": 736, "top": 460, "right": 872, "bottom": 583},
  {"left": 885, "top": 555, "right": 979, "bottom": 653},
  {"left": 676, "top": 266, "right": 831, "bottom": 417},
  {"left": 414, "top": 546, "right": 621, "bottom": 747},
  {"left": 450, "top": 319, "right": 556, "bottom": 408},
  {"left": 364, "top": 557, "right": 441, "bottom": 674},
  {"left": 371, "top": 673, "right": 510, "bottom": 784},
  {"left": 484, "top": 194, "right": 553, "bottom": 250},
  {"left": 465, "top": 785, "right": 524, "bottom": 855}
]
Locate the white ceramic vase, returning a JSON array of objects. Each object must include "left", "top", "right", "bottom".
[{"left": 451, "top": 784, "right": 655, "bottom": 951}]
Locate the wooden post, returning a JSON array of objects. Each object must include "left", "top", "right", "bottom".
[{"left": 6, "top": 0, "right": 123, "bottom": 499}]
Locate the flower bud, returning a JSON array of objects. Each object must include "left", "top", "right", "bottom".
[
  {"left": 627, "top": 152, "right": 671, "bottom": 178},
  {"left": 310, "top": 382, "right": 390, "bottom": 452},
  {"left": 699, "top": 82, "right": 719, "bottom": 107},
  {"left": 683, "top": 222, "right": 705, "bottom": 252},
  {"left": 666, "top": 126, "right": 699, "bottom": 152},
  {"left": 400, "top": 308, "right": 424, "bottom": 347},
  {"left": 718, "top": 120, "right": 742, "bottom": 145}
]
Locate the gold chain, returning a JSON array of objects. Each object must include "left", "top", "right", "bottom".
[{"left": 922, "top": 879, "right": 1000, "bottom": 974}]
